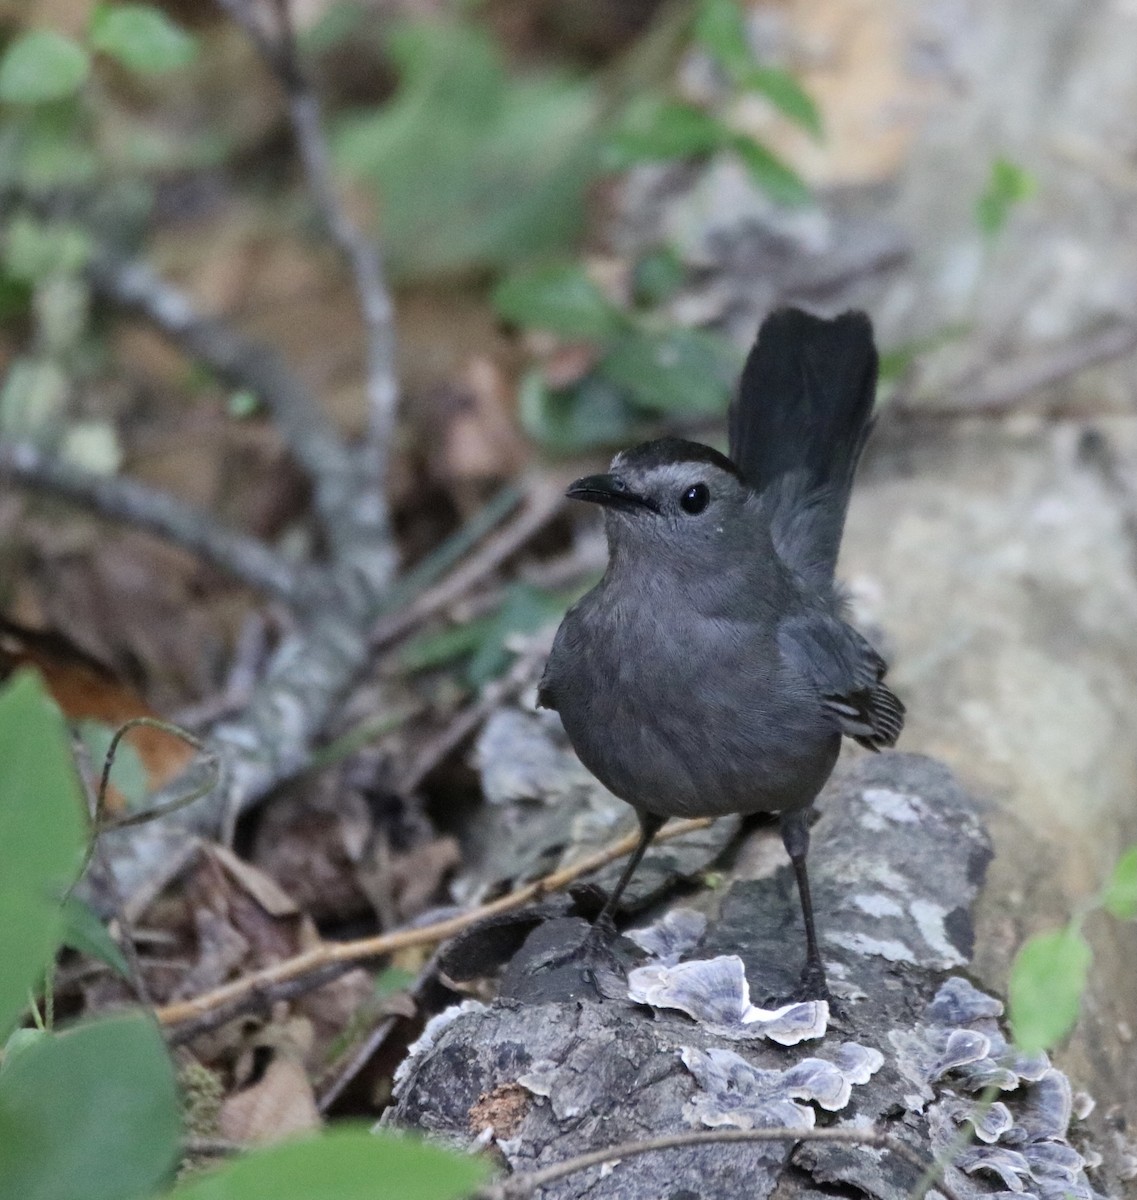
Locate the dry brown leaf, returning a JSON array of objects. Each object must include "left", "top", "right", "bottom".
[
  {"left": 220, "top": 1052, "right": 321, "bottom": 1144},
  {"left": 206, "top": 844, "right": 300, "bottom": 918},
  {"left": 0, "top": 615, "right": 195, "bottom": 809}
]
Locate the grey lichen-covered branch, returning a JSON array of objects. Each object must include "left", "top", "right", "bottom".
[
  {"left": 218, "top": 0, "right": 400, "bottom": 477},
  {"left": 0, "top": 439, "right": 317, "bottom": 606},
  {"left": 87, "top": 253, "right": 396, "bottom": 601}
]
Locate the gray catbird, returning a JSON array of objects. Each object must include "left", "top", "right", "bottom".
[{"left": 538, "top": 307, "right": 904, "bottom": 999}]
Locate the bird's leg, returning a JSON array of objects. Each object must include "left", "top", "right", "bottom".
[
  {"left": 586, "top": 810, "right": 665, "bottom": 946},
  {"left": 779, "top": 808, "right": 829, "bottom": 1002}
]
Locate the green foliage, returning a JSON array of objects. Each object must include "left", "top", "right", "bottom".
[
  {"left": 1101, "top": 845, "right": 1137, "bottom": 921},
  {"left": 977, "top": 157, "right": 1036, "bottom": 238},
  {"left": 401, "top": 582, "right": 573, "bottom": 689},
  {"left": 692, "top": 0, "right": 821, "bottom": 138},
  {"left": 607, "top": 97, "right": 725, "bottom": 166},
  {"left": 0, "top": 672, "right": 88, "bottom": 1035},
  {"left": 598, "top": 326, "right": 738, "bottom": 415},
  {"left": 1007, "top": 842, "right": 1137, "bottom": 1054},
  {"left": 89, "top": 4, "right": 198, "bottom": 75},
  {"left": 493, "top": 265, "right": 624, "bottom": 340},
  {"left": 0, "top": 31, "right": 90, "bottom": 104},
  {"left": 1008, "top": 927, "right": 1091, "bottom": 1055},
  {"left": 731, "top": 137, "right": 811, "bottom": 206},
  {"left": 333, "top": 20, "right": 599, "bottom": 277},
  {"left": 0, "top": 1014, "right": 181, "bottom": 1200},
  {"left": 499, "top": 258, "right": 741, "bottom": 453},
  {"left": 164, "top": 1128, "right": 488, "bottom": 1200},
  {"left": 3, "top": 214, "right": 93, "bottom": 283},
  {"left": 519, "top": 370, "right": 644, "bottom": 454},
  {"left": 59, "top": 896, "right": 130, "bottom": 980},
  {"left": 631, "top": 247, "right": 686, "bottom": 308}
]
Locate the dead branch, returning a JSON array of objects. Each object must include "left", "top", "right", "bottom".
[
  {"left": 0, "top": 440, "right": 314, "bottom": 606},
  {"left": 373, "top": 480, "right": 566, "bottom": 650},
  {"left": 903, "top": 318, "right": 1137, "bottom": 417},
  {"left": 154, "top": 817, "right": 713, "bottom": 1034},
  {"left": 87, "top": 253, "right": 394, "bottom": 598}
]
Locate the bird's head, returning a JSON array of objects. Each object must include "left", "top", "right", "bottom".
[{"left": 566, "top": 438, "right": 757, "bottom": 570}]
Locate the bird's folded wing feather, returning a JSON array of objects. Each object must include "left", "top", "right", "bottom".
[{"left": 777, "top": 611, "right": 905, "bottom": 750}]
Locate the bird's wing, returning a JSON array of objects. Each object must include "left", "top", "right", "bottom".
[{"left": 777, "top": 610, "right": 904, "bottom": 750}]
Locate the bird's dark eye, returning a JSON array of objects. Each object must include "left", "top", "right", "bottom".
[{"left": 680, "top": 483, "right": 710, "bottom": 514}]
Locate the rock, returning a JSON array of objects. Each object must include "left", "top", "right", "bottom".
[{"left": 388, "top": 753, "right": 1105, "bottom": 1199}]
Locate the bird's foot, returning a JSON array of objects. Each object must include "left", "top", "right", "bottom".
[
  {"left": 792, "top": 964, "right": 849, "bottom": 1023},
  {"left": 530, "top": 916, "right": 626, "bottom": 1000}
]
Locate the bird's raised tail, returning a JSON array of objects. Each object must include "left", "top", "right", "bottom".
[{"left": 729, "top": 308, "right": 878, "bottom": 590}]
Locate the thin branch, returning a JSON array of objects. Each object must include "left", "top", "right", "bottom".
[
  {"left": 71, "top": 736, "right": 155, "bottom": 1007},
  {"left": 0, "top": 439, "right": 314, "bottom": 606},
  {"left": 396, "top": 639, "right": 548, "bottom": 793},
  {"left": 373, "top": 481, "right": 566, "bottom": 650},
  {"left": 88, "top": 254, "right": 395, "bottom": 598},
  {"left": 477, "top": 1126, "right": 961, "bottom": 1200},
  {"left": 373, "top": 484, "right": 525, "bottom": 630},
  {"left": 95, "top": 719, "right": 220, "bottom": 833},
  {"left": 154, "top": 816, "right": 713, "bottom": 1032},
  {"left": 902, "top": 318, "right": 1137, "bottom": 417},
  {"left": 218, "top": 0, "right": 399, "bottom": 484}
]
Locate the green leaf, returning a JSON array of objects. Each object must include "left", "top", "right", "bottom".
[
  {"left": 692, "top": 0, "right": 753, "bottom": 79},
  {"left": 598, "top": 327, "right": 739, "bottom": 416},
  {"left": 1, "top": 1028, "right": 47, "bottom": 1074},
  {"left": 738, "top": 66, "right": 822, "bottom": 139},
  {"left": 0, "top": 672, "right": 88, "bottom": 1035},
  {"left": 59, "top": 896, "right": 130, "bottom": 979},
  {"left": 465, "top": 583, "right": 569, "bottom": 689},
  {"left": 518, "top": 368, "right": 642, "bottom": 454},
  {"left": 730, "top": 137, "right": 811, "bottom": 206},
  {"left": 1101, "top": 845, "right": 1137, "bottom": 921},
  {"left": 631, "top": 247, "right": 686, "bottom": 308},
  {"left": 77, "top": 719, "right": 149, "bottom": 809},
  {"left": 493, "top": 264, "right": 623, "bottom": 340},
  {"left": 374, "top": 966, "right": 418, "bottom": 999},
  {"left": 1008, "top": 926, "right": 1092, "bottom": 1054},
  {"left": 976, "top": 156, "right": 1036, "bottom": 238},
  {"left": 0, "top": 356, "right": 70, "bottom": 440},
  {"left": 165, "top": 1128, "right": 487, "bottom": 1200},
  {"left": 0, "top": 31, "right": 90, "bottom": 104},
  {"left": 400, "top": 618, "right": 494, "bottom": 675},
  {"left": 606, "top": 97, "right": 725, "bottom": 167},
  {"left": 332, "top": 20, "right": 598, "bottom": 277},
  {"left": 4, "top": 213, "right": 92, "bottom": 282},
  {"left": 90, "top": 5, "right": 197, "bottom": 74},
  {"left": 0, "top": 1013, "right": 180, "bottom": 1200}
]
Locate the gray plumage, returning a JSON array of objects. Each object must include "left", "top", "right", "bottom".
[{"left": 538, "top": 308, "right": 904, "bottom": 998}]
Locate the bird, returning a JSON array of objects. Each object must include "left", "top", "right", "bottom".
[{"left": 537, "top": 307, "right": 904, "bottom": 1000}]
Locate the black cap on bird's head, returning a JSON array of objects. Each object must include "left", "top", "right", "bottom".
[{"left": 566, "top": 437, "right": 746, "bottom": 527}]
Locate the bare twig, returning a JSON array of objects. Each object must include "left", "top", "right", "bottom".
[
  {"left": 476, "top": 1126, "right": 961, "bottom": 1200},
  {"left": 397, "top": 639, "right": 549, "bottom": 793},
  {"left": 71, "top": 737, "right": 155, "bottom": 1008},
  {"left": 154, "top": 816, "right": 713, "bottom": 1033},
  {"left": 166, "top": 961, "right": 357, "bottom": 1047},
  {"left": 373, "top": 481, "right": 566, "bottom": 650},
  {"left": 901, "top": 319, "right": 1137, "bottom": 417},
  {"left": 0, "top": 440, "right": 314, "bottom": 606},
  {"left": 219, "top": 0, "right": 399, "bottom": 482},
  {"left": 95, "top": 719, "right": 220, "bottom": 833}
]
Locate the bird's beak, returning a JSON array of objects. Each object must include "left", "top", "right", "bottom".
[{"left": 565, "top": 473, "right": 659, "bottom": 514}]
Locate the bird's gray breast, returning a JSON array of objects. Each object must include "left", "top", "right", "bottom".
[{"left": 544, "top": 577, "right": 840, "bottom": 819}]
